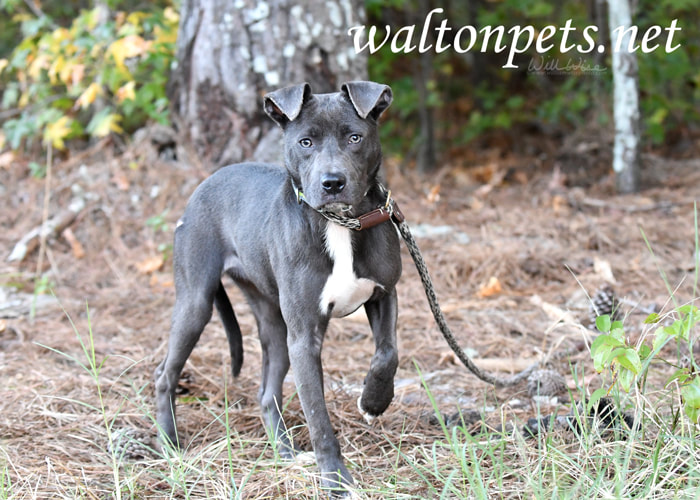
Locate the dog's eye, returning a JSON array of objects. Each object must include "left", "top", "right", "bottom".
[
  {"left": 299, "top": 138, "right": 313, "bottom": 148},
  {"left": 348, "top": 134, "right": 362, "bottom": 144}
]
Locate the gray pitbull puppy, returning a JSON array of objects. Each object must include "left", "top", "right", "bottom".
[{"left": 154, "top": 81, "right": 401, "bottom": 491}]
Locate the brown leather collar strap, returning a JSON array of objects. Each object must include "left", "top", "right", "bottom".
[
  {"left": 293, "top": 180, "right": 403, "bottom": 231},
  {"left": 356, "top": 199, "right": 404, "bottom": 230}
]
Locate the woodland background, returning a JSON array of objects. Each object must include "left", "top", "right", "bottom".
[{"left": 1, "top": 1, "right": 699, "bottom": 498}]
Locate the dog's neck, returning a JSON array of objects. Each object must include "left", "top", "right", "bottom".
[{"left": 290, "top": 178, "right": 401, "bottom": 232}]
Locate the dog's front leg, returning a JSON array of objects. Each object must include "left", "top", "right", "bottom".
[
  {"left": 284, "top": 312, "right": 354, "bottom": 491},
  {"left": 360, "top": 288, "right": 399, "bottom": 417}
]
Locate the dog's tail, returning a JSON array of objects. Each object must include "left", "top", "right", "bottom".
[{"left": 214, "top": 282, "right": 244, "bottom": 377}]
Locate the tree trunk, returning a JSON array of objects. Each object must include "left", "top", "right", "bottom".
[
  {"left": 415, "top": 0, "right": 436, "bottom": 174},
  {"left": 608, "top": 0, "right": 641, "bottom": 193},
  {"left": 171, "top": 0, "right": 367, "bottom": 168}
]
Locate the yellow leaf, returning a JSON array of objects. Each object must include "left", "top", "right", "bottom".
[
  {"left": 164, "top": 6, "right": 179, "bottom": 23},
  {"left": 28, "top": 53, "right": 49, "bottom": 80},
  {"left": 108, "top": 35, "right": 151, "bottom": 71},
  {"left": 83, "top": 7, "right": 100, "bottom": 31},
  {"left": 92, "top": 113, "right": 123, "bottom": 137},
  {"left": 114, "top": 11, "right": 126, "bottom": 28},
  {"left": 117, "top": 22, "right": 140, "bottom": 37},
  {"left": 125, "top": 12, "right": 148, "bottom": 27},
  {"left": 58, "top": 59, "right": 76, "bottom": 86},
  {"left": 18, "top": 90, "right": 29, "bottom": 107},
  {"left": 75, "top": 82, "right": 102, "bottom": 109},
  {"left": 136, "top": 255, "right": 164, "bottom": 274},
  {"left": 48, "top": 55, "right": 64, "bottom": 85},
  {"left": 116, "top": 81, "right": 136, "bottom": 103},
  {"left": 0, "top": 59, "right": 8, "bottom": 75},
  {"left": 90, "top": 42, "right": 106, "bottom": 59},
  {"left": 154, "top": 24, "right": 177, "bottom": 45},
  {"left": 477, "top": 276, "right": 503, "bottom": 298},
  {"left": 44, "top": 116, "right": 73, "bottom": 150},
  {"left": 70, "top": 63, "right": 85, "bottom": 88},
  {"left": 50, "top": 27, "right": 70, "bottom": 48},
  {"left": 154, "top": 7, "right": 180, "bottom": 45}
]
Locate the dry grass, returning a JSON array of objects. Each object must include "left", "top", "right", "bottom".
[{"left": 1, "top": 137, "right": 699, "bottom": 498}]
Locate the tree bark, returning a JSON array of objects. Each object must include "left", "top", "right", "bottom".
[
  {"left": 171, "top": 0, "right": 367, "bottom": 168},
  {"left": 608, "top": 0, "right": 641, "bottom": 193},
  {"left": 415, "top": 0, "right": 436, "bottom": 174}
]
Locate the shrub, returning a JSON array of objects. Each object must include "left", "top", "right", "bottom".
[{"left": 0, "top": 3, "right": 178, "bottom": 152}]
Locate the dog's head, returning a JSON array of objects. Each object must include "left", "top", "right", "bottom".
[{"left": 264, "top": 81, "right": 392, "bottom": 215}]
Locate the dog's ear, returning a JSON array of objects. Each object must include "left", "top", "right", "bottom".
[
  {"left": 263, "top": 83, "right": 311, "bottom": 127},
  {"left": 341, "top": 81, "right": 393, "bottom": 121}
]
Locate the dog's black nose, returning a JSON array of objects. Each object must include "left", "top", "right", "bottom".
[{"left": 321, "top": 173, "right": 346, "bottom": 194}]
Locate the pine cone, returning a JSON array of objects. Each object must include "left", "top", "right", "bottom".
[
  {"left": 175, "top": 370, "right": 195, "bottom": 395},
  {"left": 109, "top": 427, "right": 155, "bottom": 460},
  {"left": 589, "top": 285, "right": 621, "bottom": 326},
  {"left": 527, "top": 369, "right": 567, "bottom": 397}
]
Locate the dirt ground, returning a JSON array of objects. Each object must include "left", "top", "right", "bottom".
[{"left": 1, "top": 128, "right": 699, "bottom": 497}]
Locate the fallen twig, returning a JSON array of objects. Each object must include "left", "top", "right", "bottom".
[
  {"left": 572, "top": 196, "right": 688, "bottom": 213},
  {"left": 7, "top": 194, "right": 86, "bottom": 263}
]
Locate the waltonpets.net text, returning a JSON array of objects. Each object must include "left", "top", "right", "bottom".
[{"left": 347, "top": 8, "right": 682, "bottom": 69}]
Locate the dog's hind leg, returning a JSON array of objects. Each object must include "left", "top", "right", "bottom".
[
  {"left": 244, "top": 291, "right": 294, "bottom": 458},
  {"left": 214, "top": 282, "right": 244, "bottom": 377},
  {"left": 155, "top": 272, "right": 219, "bottom": 449}
]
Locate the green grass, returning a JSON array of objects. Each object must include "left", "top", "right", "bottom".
[
  {"left": 3, "top": 209, "right": 700, "bottom": 499},
  {"left": 2, "top": 322, "right": 699, "bottom": 498}
]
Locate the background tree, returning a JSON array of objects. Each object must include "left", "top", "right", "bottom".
[
  {"left": 170, "top": 0, "right": 367, "bottom": 168},
  {"left": 608, "top": 0, "right": 640, "bottom": 193}
]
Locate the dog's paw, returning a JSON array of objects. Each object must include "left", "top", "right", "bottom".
[
  {"left": 294, "top": 450, "right": 316, "bottom": 465},
  {"left": 357, "top": 396, "right": 377, "bottom": 425}
]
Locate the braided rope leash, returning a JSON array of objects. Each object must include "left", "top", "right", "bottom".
[
  {"left": 393, "top": 218, "right": 539, "bottom": 387},
  {"left": 314, "top": 187, "right": 541, "bottom": 388}
]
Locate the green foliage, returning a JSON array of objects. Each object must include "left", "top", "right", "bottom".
[
  {"left": 591, "top": 305, "right": 700, "bottom": 424},
  {"left": 146, "top": 209, "right": 173, "bottom": 261},
  {"left": 367, "top": 0, "right": 700, "bottom": 157},
  {"left": 636, "top": 0, "right": 700, "bottom": 144},
  {"left": 0, "top": 2, "right": 178, "bottom": 152},
  {"left": 591, "top": 315, "right": 640, "bottom": 392},
  {"left": 146, "top": 209, "right": 171, "bottom": 234}
]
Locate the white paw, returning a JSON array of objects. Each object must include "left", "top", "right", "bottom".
[
  {"left": 294, "top": 451, "right": 316, "bottom": 465},
  {"left": 357, "top": 396, "right": 376, "bottom": 425}
]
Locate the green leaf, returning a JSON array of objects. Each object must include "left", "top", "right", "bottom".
[
  {"left": 644, "top": 312, "right": 661, "bottom": 324},
  {"left": 677, "top": 304, "right": 699, "bottom": 316},
  {"left": 616, "top": 349, "right": 642, "bottom": 375},
  {"left": 592, "top": 334, "right": 625, "bottom": 351},
  {"left": 664, "top": 321, "right": 681, "bottom": 337},
  {"left": 591, "top": 334, "right": 609, "bottom": 352},
  {"left": 666, "top": 368, "right": 691, "bottom": 387},
  {"left": 179, "top": 396, "right": 208, "bottom": 404},
  {"left": 680, "top": 377, "right": 700, "bottom": 423},
  {"left": 610, "top": 326, "right": 625, "bottom": 342},
  {"left": 638, "top": 344, "right": 652, "bottom": 360},
  {"left": 587, "top": 387, "right": 609, "bottom": 414},
  {"left": 593, "top": 350, "right": 609, "bottom": 372},
  {"left": 649, "top": 107, "right": 668, "bottom": 125},
  {"left": 653, "top": 326, "right": 671, "bottom": 352},
  {"left": 86, "top": 108, "right": 123, "bottom": 137},
  {"left": 608, "top": 347, "right": 629, "bottom": 366},
  {"left": 619, "top": 370, "right": 635, "bottom": 392},
  {"left": 596, "top": 315, "right": 612, "bottom": 333}
]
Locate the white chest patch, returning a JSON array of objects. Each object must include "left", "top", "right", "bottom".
[{"left": 320, "top": 222, "right": 379, "bottom": 318}]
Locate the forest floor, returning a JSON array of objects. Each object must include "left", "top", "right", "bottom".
[{"left": 1, "top": 127, "right": 699, "bottom": 498}]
